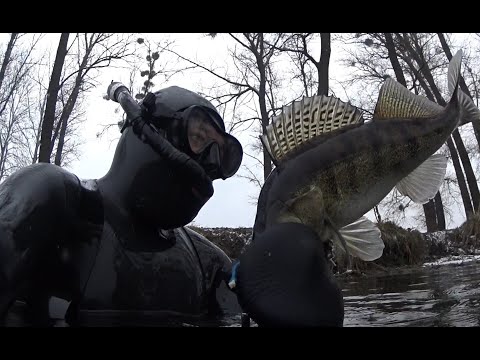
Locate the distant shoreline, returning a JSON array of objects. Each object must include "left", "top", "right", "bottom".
[{"left": 190, "top": 221, "right": 480, "bottom": 277}]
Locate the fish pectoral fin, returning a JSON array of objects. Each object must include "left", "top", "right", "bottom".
[
  {"left": 338, "top": 216, "right": 384, "bottom": 261},
  {"left": 396, "top": 153, "right": 447, "bottom": 204}
]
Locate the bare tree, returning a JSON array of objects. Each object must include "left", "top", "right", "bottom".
[
  {"left": 0, "top": 86, "right": 23, "bottom": 179},
  {"left": 269, "top": 33, "right": 332, "bottom": 96},
  {"left": 38, "top": 33, "right": 70, "bottom": 163},
  {"left": 20, "top": 73, "right": 46, "bottom": 165},
  {"left": 0, "top": 34, "right": 43, "bottom": 180},
  {"left": 396, "top": 33, "right": 480, "bottom": 214},
  {"left": 392, "top": 34, "right": 474, "bottom": 223},
  {"left": 339, "top": 33, "right": 476, "bottom": 230},
  {"left": 36, "top": 33, "right": 135, "bottom": 165},
  {"left": 165, "top": 33, "right": 293, "bottom": 182},
  {"left": 382, "top": 32, "right": 442, "bottom": 231},
  {"left": 0, "top": 34, "right": 42, "bottom": 120},
  {"left": 437, "top": 33, "right": 480, "bottom": 148},
  {"left": 53, "top": 33, "right": 134, "bottom": 165},
  {"left": 0, "top": 33, "right": 18, "bottom": 92}
]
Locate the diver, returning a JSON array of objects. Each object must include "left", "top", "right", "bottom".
[
  {"left": 0, "top": 82, "right": 345, "bottom": 327},
  {"left": 0, "top": 83, "right": 246, "bottom": 326}
]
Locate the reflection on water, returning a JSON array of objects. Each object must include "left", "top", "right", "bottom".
[
  {"left": 5, "top": 260, "right": 480, "bottom": 327},
  {"left": 5, "top": 304, "right": 245, "bottom": 327},
  {"left": 338, "top": 260, "right": 480, "bottom": 327}
]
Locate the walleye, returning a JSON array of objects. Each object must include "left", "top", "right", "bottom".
[{"left": 254, "top": 50, "right": 480, "bottom": 262}]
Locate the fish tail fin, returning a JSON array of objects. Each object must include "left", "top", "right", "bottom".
[
  {"left": 457, "top": 89, "right": 479, "bottom": 126},
  {"left": 447, "top": 50, "right": 480, "bottom": 126},
  {"left": 447, "top": 49, "right": 462, "bottom": 103}
]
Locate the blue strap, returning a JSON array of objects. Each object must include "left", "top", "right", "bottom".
[{"left": 228, "top": 261, "right": 240, "bottom": 289}]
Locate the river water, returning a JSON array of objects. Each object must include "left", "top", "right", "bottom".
[
  {"left": 5, "top": 257, "right": 480, "bottom": 327},
  {"left": 339, "top": 257, "right": 480, "bottom": 327}
]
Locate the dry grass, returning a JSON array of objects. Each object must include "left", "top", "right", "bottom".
[{"left": 455, "top": 212, "right": 480, "bottom": 249}]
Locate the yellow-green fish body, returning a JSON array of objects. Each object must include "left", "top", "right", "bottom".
[{"left": 254, "top": 50, "right": 478, "bottom": 261}]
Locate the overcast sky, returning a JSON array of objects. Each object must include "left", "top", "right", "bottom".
[
  {"left": 2, "top": 33, "right": 473, "bottom": 231},
  {"left": 66, "top": 33, "right": 264, "bottom": 228},
  {"left": 64, "top": 33, "right": 361, "bottom": 229}
]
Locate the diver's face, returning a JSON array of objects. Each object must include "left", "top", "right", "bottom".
[
  {"left": 125, "top": 106, "right": 243, "bottom": 228},
  {"left": 187, "top": 112, "right": 226, "bottom": 154},
  {"left": 179, "top": 106, "right": 243, "bottom": 181},
  {"left": 187, "top": 112, "right": 226, "bottom": 181}
]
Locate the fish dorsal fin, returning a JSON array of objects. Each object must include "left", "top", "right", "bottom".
[
  {"left": 373, "top": 78, "right": 444, "bottom": 120},
  {"left": 262, "top": 95, "right": 364, "bottom": 163}
]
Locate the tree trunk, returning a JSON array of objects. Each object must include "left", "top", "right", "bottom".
[
  {"left": 423, "top": 201, "right": 438, "bottom": 232},
  {"left": 401, "top": 33, "right": 445, "bottom": 102},
  {"left": 38, "top": 33, "right": 69, "bottom": 163},
  {"left": 384, "top": 33, "right": 407, "bottom": 86},
  {"left": 417, "top": 61, "right": 480, "bottom": 214},
  {"left": 386, "top": 33, "right": 441, "bottom": 229},
  {"left": 50, "top": 112, "right": 64, "bottom": 154},
  {"left": 452, "top": 130, "right": 480, "bottom": 210},
  {"left": 32, "top": 119, "right": 42, "bottom": 164},
  {"left": 256, "top": 34, "right": 272, "bottom": 179},
  {"left": 53, "top": 45, "right": 91, "bottom": 159},
  {"left": 434, "top": 192, "right": 446, "bottom": 230},
  {"left": 399, "top": 52, "right": 436, "bottom": 100},
  {"left": 410, "top": 41, "right": 480, "bottom": 213},
  {"left": 447, "top": 137, "right": 474, "bottom": 217},
  {"left": 54, "top": 114, "right": 68, "bottom": 166},
  {"left": 54, "top": 78, "right": 82, "bottom": 166},
  {"left": 31, "top": 95, "right": 46, "bottom": 164},
  {"left": 437, "top": 32, "right": 480, "bottom": 148},
  {"left": 0, "top": 33, "right": 18, "bottom": 92},
  {"left": 399, "top": 33, "right": 478, "bottom": 219},
  {"left": 373, "top": 205, "right": 382, "bottom": 223},
  {"left": 317, "top": 33, "right": 330, "bottom": 96}
]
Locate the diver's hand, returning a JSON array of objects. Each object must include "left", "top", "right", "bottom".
[{"left": 234, "top": 222, "right": 344, "bottom": 327}]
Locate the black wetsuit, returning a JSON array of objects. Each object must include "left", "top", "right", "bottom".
[{"left": 0, "top": 163, "right": 240, "bottom": 326}]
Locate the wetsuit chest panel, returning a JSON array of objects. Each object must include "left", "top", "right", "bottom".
[{"left": 81, "top": 223, "right": 206, "bottom": 313}]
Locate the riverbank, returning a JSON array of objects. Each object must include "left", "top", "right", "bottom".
[
  {"left": 335, "top": 253, "right": 480, "bottom": 279},
  {"left": 189, "top": 215, "right": 480, "bottom": 277}
]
